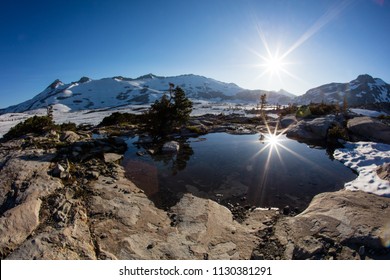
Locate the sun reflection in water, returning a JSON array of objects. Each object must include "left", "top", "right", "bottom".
[{"left": 250, "top": 117, "right": 338, "bottom": 207}]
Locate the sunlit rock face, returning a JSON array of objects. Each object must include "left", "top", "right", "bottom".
[
  {"left": 274, "top": 190, "right": 390, "bottom": 260},
  {"left": 347, "top": 116, "right": 390, "bottom": 144},
  {"left": 286, "top": 115, "right": 337, "bottom": 141}
]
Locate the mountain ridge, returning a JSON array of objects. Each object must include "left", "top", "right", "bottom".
[
  {"left": 0, "top": 74, "right": 293, "bottom": 114},
  {"left": 1, "top": 73, "right": 389, "bottom": 114},
  {"left": 295, "top": 74, "right": 390, "bottom": 106}
]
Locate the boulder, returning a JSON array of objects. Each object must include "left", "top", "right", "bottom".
[
  {"left": 280, "top": 115, "right": 297, "bottom": 128},
  {"left": 286, "top": 116, "right": 335, "bottom": 141},
  {"left": 0, "top": 197, "right": 42, "bottom": 257},
  {"left": 7, "top": 203, "right": 97, "bottom": 260},
  {"left": 274, "top": 190, "right": 390, "bottom": 259},
  {"left": 347, "top": 117, "right": 390, "bottom": 144},
  {"left": 162, "top": 141, "right": 180, "bottom": 153},
  {"left": 60, "top": 131, "right": 80, "bottom": 143}
]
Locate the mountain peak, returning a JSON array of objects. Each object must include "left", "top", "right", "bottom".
[
  {"left": 77, "top": 76, "right": 91, "bottom": 83},
  {"left": 136, "top": 73, "right": 161, "bottom": 80},
  {"left": 356, "top": 74, "right": 375, "bottom": 84},
  {"left": 47, "top": 79, "right": 63, "bottom": 90}
]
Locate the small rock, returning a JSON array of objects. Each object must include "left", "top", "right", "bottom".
[
  {"left": 87, "top": 171, "right": 100, "bottom": 179},
  {"left": 283, "top": 205, "right": 290, "bottom": 215},
  {"left": 103, "top": 153, "right": 123, "bottom": 163},
  {"left": 358, "top": 245, "right": 365, "bottom": 256},
  {"left": 162, "top": 141, "right": 180, "bottom": 153},
  {"left": 137, "top": 135, "right": 153, "bottom": 144},
  {"left": 60, "top": 131, "right": 80, "bottom": 143},
  {"left": 51, "top": 163, "right": 67, "bottom": 179}
]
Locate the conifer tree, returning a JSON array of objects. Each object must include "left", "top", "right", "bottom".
[{"left": 143, "top": 86, "right": 192, "bottom": 139}]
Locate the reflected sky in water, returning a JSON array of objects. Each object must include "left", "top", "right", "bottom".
[{"left": 123, "top": 133, "right": 357, "bottom": 210}]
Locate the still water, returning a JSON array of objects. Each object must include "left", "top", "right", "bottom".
[{"left": 122, "top": 133, "right": 357, "bottom": 210}]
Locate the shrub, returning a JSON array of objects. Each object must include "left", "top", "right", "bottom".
[
  {"left": 327, "top": 124, "right": 349, "bottom": 141},
  {"left": 378, "top": 114, "right": 390, "bottom": 120},
  {"left": 186, "top": 125, "right": 206, "bottom": 134},
  {"left": 279, "top": 104, "right": 298, "bottom": 117},
  {"left": 99, "top": 112, "right": 140, "bottom": 127},
  {"left": 59, "top": 122, "right": 78, "bottom": 132},
  {"left": 4, "top": 115, "right": 55, "bottom": 140},
  {"left": 309, "top": 103, "right": 339, "bottom": 116},
  {"left": 296, "top": 106, "right": 311, "bottom": 118}
]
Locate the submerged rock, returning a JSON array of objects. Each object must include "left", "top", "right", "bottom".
[{"left": 162, "top": 141, "right": 180, "bottom": 153}]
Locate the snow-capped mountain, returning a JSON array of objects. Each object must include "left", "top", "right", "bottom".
[
  {"left": 0, "top": 74, "right": 294, "bottom": 114},
  {"left": 294, "top": 74, "right": 390, "bottom": 106}
]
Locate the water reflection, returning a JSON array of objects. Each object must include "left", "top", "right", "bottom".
[
  {"left": 149, "top": 142, "right": 194, "bottom": 175},
  {"left": 123, "top": 133, "right": 357, "bottom": 210},
  {"left": 123, "top": 139, "right": 194, "bottom": 199}
]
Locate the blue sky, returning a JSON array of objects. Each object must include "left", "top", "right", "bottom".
[{"left": 1, "top": 0, "right": 389, "bottom": 108}]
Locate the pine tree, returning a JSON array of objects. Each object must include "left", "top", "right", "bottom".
[
  {"left": 172, "top": 86, "right": 193, "bottom": 127},
  {"left": 143, "top": 86, "right": 192, "bottom": 139}
]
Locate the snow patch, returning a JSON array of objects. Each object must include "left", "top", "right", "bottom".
[
  {"left": 349, "top": 82, "right": 360, "bottom": 90},
  {"left": 334, "top": 142, "right": 390, "bottom": 196},
  {"left": 53, "top": 104, "right": 71, "bottom": 112},
  {"left": 350, "top": 108, "right": 388, "bottom": 117}
]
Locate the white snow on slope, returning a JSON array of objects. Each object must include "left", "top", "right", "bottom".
[
  {"left": 334, "top": 142, "right": 390, "bottom": 196},
  {"left": 350, "top": 108, "right": 388, "bottom": 117}
]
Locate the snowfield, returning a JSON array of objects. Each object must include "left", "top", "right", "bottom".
[
  {"left": 334, "top": 142, "right": 390, "bottom": 197},
  {"left": 0, "top": 102, "right": 261, "bottom": 138}
]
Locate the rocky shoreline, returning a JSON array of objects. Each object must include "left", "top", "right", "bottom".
[{"left": 0, "top": 114, "right": 389, "bottom": 260}]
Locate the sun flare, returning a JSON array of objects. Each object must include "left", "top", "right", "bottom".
[
  {"left": 264, "top": 133, "right": 280, "bottom": 146},
  {"left": 263, "top": 54, "right": 285, "bottom": 75},
  {"left": 253, "top": 46, "right": 294, "bottom": 81}
]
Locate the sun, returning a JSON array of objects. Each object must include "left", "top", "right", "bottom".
[
  {"left": 264, "top": 55, "right": 284, "bottom": 75},
  {"left": 253, "top": 47, "right": 292, "bottom": 81}
]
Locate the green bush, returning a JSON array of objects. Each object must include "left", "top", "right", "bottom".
[
  {"left": 309, "top": 103, "right": 339, "bottom": 116},
  {"left": 59, "top": 122, "right": 78, "bottom": 132},
  {"left": 99, "top": 112, "right": 140, "bottom": 127},
  {"left": 296, "top": 106, "right": 311, "bottom": 118},
  {"left": 278, "top": 104, "right": 298, "bottom": 117},
  {"left": 327, "top": 124, "right": 349, "bottom": 141},
  {"left": 186, "top": 125, "right": 206, "bottom": 134},
  {"left": 4, "top": 115, "right": 55, "bottom": 140},
  {"left": 378, "top": 114, "right": 390, "bottom": 120}
]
